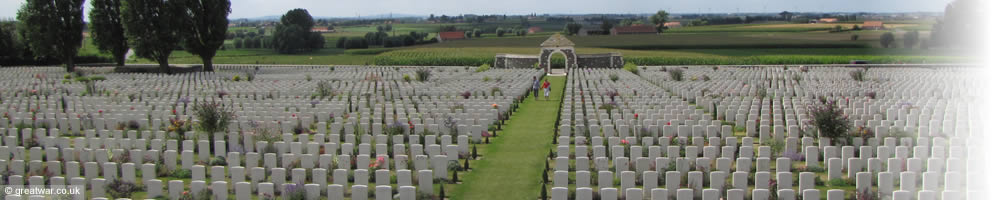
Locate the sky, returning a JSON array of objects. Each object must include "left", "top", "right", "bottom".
[{"left": 0, "top": 0, "right": 956, "bottom": 19}]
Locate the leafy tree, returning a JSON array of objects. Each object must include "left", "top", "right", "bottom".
[
  {"left": 649, "top": 10, "right": 669, "bottom": 32},
  {"left": 272, "top": 9, "right": 324, "bottom": 54},
  {"left": 335, "top": 37, "right": 347, "bottom": 48},
  {"left": 495, "top": 29, "right": 506, "bottom": 37},
  {"left": 181, "top": 0, "right": 231, "bottom": 72},
  {"left": 233, "top": 38, "right": 243, "bottom": 48},
  {"left": 16, "top": 0, "right": 86, "bottom": 72},
  {"left": 121, "top": 0, "right": 186, "bottom": 74},
  {"left": 779, "top": 11, "right": 793, "bottom": 21},
  {"left": 0, "top": 22, "right": 26, "bottom": 63},
  {"left": 903, "top": 30, "right": 919, "bottom": 49},
  {"left": 879, "top": 32, "right": 895, "bottom": 48},
  {"left": 563, "top": 23, "right": 582, "bottom": 36},
  {"left": 930, "top": 0, "right": 982, "bottom": 49},
  {"left": 89, "top": 0, "right": 128, "bottom": 66},
  {"left": 281, "top": 9, "right": 315, "bottom": 29},
  {"left": 600, "top": 20, "right": 614, "bottom": 35},
  {"left": 343, "top": 37, "right": 368, "bottom": 49},
  {"left": 273, "top": 24, "right": 307, "bottom": 53}
]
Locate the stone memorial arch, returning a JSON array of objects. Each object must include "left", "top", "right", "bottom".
[
  {"left": 494, "top": 34, "right": 624, "bottom": 75},
  {"left": 538, "top": 34, "right": 576, "bottom": 75}
]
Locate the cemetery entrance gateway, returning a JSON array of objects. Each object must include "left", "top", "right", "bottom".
[
  {"left": 494, "top": 34, "right": 624, "bottom": 72},
  {"left": 538, "top": 34, "right": 576, "bottom": 76}
]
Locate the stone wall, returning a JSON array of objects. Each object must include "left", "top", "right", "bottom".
[
  {"left": 577, "top": 53, "right": 624, "bottom": 68},
  {"left": 496, "top": 53, "right": 624, "bottom": 69},
  {"left": 494, "top": 54, "right": 539, "bottom": 69}
]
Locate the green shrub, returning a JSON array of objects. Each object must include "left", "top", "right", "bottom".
[
  {"left": 171, "top": 169, "right": 192, "bottom": 178},
  {"left": 402, "top": 74, "right": 412, "bottom": 82},
  {"left": 105, "top": 178, "right": 141, "bottom": 199},
  {"left": 609, "top": 74, "right": 619, "bottom": 82},
  {"left": 475, "top": 64, "right": 490, "bottom": 72},
  {"left": 623, "top": 62, "right": 639, "bottom": 75},
  {"left": 828, "top": 178, "right": 852, "bottom": 187},
  {"left": 849, "top": 69, "right": 866, "bottom": 81},
  {"left": 193, "top": 102, "right": 234, "bottom": 134},
  {"left": 668, "top": 69, "right": 684, "bottom": 81},
  {"left": 209, "top": 156, "right": 227, "bottom": 166},
  {"left": 808, "top": 101, "right": 851, "bottom": 145},
  {"left": 415, "top": 68, "right": 432, "bottom": 82},
  {"left": 315, "top": 81, "right": 333, "bottom": 97}
]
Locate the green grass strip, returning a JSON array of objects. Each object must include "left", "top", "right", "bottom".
[{"left": 451, "top": 76, "right": 566, "bottom": 200}]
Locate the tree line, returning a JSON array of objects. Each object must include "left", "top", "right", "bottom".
[{"left": 4, "top": 0, "right": 232, "bottom": 73}]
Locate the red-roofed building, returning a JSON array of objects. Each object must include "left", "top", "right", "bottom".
[
  {"left": 436, "top": 31, "right": 466, "bottom": 42},
  {"left": 311, "top": 27, "right": 334, "bottom": 33},
  {"left": 528, "top": 27, "right": 543, "bottom": 34},
  {"left": 611, "top": 25, "right": 657, "bottom": 35},
  {"left": 862, "top": 21, "right": 884, "bottom": 30},
  {"left": 819, "top": 18, "right": 839, "bottom": 23},
  {"left": 662, "top": 22, "right": 682, "bottom": 29}
]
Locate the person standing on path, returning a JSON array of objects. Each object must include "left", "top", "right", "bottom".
[
  {"left": 532, "top": 76, "right": 540, "bottom": 100},
  {"left": 543, "top": 80, "right": 551, "bottom": 101}
]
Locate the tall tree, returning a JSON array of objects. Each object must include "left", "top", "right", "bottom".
[
  {"left": 89, "top": 0, "right": 129, "bottom": 66},
  {"left": 16, "top": 0, "right": 86, "bottom": 72},
  {"left": 181, "top": 0, "right": 231, "bottom": 72},
  {"left": 121, "top": 0, "right": 186, "bottom": 74},
  {"left": 779, "top": 11, "right": 793, "bottom": 21},
  {"left": 563, "top": 23, "right": 582, "bottom": 36},
  {"left": 649, "top": 10, "right": 669, "bottom": 33},
  {"left": 272, "top": 9, "right": 323, "bottom": 54}
]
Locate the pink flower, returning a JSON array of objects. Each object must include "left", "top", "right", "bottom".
[{"left": 621, "top": 139, "right": 629, "bottom": 145}]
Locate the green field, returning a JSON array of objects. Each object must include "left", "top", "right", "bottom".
[{"left": 101, "top": 20, "right": 967, "bottom": 66}]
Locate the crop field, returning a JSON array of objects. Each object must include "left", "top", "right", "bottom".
[
  {"left": 419, "top": 32, "right": 877, "bottom": 49},
  {"left": 109, "top": 19, "right": 964, "bottom": 66}
]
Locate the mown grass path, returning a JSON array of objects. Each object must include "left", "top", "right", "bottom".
[{"left": 450, "top": 76, "right": 566, "bottom": 200}]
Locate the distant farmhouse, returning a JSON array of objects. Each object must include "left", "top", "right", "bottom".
[
  {"left": 662, "top": 22, "right": 682, "bottom": 29},
  {"left": 527, "top": 27, "right": 543, "bottom": 34},
  {"left": 436, "top": 31, "right": 466, "bottom": 42},
  {"left": 576, "top": 25, "right": 605, "bottom": 36},
  {"left": 311, "top": 27, "right": 334, "bottom": 33},
  {"left": 862, "top": 21, "right": 885, "bottom": 30},
  {"left": 819, "top": 18, "right": 839, "bottom": 23},
  {"left": 611, "top": 25, "right": 657, "bottom": 35}
]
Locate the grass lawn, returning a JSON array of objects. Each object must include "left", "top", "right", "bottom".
[{"left": 451, "top": 76, "right": 565, "bottom": 200}]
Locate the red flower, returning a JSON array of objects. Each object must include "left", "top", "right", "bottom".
[
  {"left": 621, "top": 139, "right": 629, "bottom": 145},
  {"left": 634, "top": 113, "right": 639, "bottom": 118},
  {"left": 172, "top": 109, "right": 177, "bottom": 115},
  {"left": 667, "top": 122, "right": 671, "bottom": 125},
  {"left": 98, "top": 110, "right": 103, "bottom": 114}
]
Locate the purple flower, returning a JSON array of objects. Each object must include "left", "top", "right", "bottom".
[{"left": 177, "top": 97, "right": 191, "bottom": 104}]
